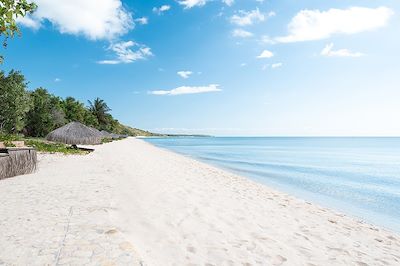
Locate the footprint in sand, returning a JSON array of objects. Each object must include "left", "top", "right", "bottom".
[
  {"left": 271, "top": 255, "right": 287, "bottom": 265},
  {"left": 186, "top": 246, "right": 196, "bottom": 253}
]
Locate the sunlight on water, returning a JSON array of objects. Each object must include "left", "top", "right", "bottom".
[{"left": 145, "top": 137, "right": 400, "bottom": 232}]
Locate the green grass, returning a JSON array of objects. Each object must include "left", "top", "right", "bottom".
[
  {"left": 1, "top": 134, "right": 86, "bottom": 154},
  {"left": 101, "top": 138, "right": 113, "bottom": 144},
  {"left": 0, "top": 133, "right": 22, "bottom": 142},
  {"left": 0, "top": 134, "right": 20, "bottom": 148},
  {"left": 25, "top": 139, "right": 86, "bottom": 154}
]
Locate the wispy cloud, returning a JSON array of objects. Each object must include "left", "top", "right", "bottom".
[
  {"left": 153, "top": 5, "right": 171, "bottom": 15},
  {"left": 17, "top": 0, "right": 133, "bottom": 40},
  {"left": 321, "top": 43, "right": 364, "bottom": 57},
  {"left": 97, "top": 41, "right": 152, "bottom": 64},
  {"left": 17, "top": 15, "right": 41, "bottom": 30},
  {"left": 276, "top": 6, "right": 394, "bottom": 43},
  {"left": 135, "top": 17, "right": 148, "bottom": 25},
  {"left": 149, "top": 84, "right": 221, "bottom": 96},
  {"left": 177, "top": 71, "right": 193, "bottom": 79},
  {"left": 257, "top": 50, "right": 274, "bottom": 59},
  {"left": 222, "top": 0, "right": 234, "bottom": 6},
  {"left": 230, "top": 9, "right": 274, "bottom": 26},
  {"left": 178, "top": 0, "right": 233, "bottom": 9},
  {"left": 271, "top": 63, "right": 283, "bottom": 68},
  {"left": 232, "top": 29, "right": 253, "bottom": 38},
  {"left": 178, "top": 0, "right": 207, "bottom": 9},
  {"left": 54, "top": 78, "right": 61, "bottom": 82}
]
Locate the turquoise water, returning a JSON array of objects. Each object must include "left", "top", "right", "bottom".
[{"left": 144, "top": 137, "right": 400, "bottom": 232}]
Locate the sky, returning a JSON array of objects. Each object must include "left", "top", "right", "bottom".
[{"left": 2, "top": 0, "right": 400, "bottom": 136}]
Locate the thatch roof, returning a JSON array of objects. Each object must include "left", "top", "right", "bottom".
[
  {"left": 101, "top": 130, "right": 128, "bottom": 140},
  {"left": 89, "top": 127, "right": 102, "bottom": 135},
  {"left": 0, "top": 148, "right": 37, "bottom": 180},
  {"left": 46, "top": 122, "right": 103, "bottom": 145},
  {"left": 100, "top": 130, "right": 113, "bottom": 138}
]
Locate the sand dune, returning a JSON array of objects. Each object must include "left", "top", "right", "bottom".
[{"left": 1, "top": 138, "right": 399, "bottom": 265}]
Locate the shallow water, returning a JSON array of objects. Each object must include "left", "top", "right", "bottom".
[{"left": 144, "top": 137, "right": 400, "bottom": 232}]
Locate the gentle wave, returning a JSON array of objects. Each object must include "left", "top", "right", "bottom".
[{"left": 144, "top": 137, "right": 400, "bottom": 232}]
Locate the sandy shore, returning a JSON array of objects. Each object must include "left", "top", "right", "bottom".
[{"left": 1, "top": 138, "right": 400, "bottom": 265}]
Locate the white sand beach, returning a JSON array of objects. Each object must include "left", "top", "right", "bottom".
[{"left": 1, "top": 138, "right": 400, "bottom": 265}]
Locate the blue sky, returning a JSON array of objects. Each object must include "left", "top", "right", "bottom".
[{"left": 3, "top": 0, "right": 400, "bottom": 136}]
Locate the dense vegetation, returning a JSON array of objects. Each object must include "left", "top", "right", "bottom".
[{"left": 0, "top": 70, "right": 156, "bottom": 138}]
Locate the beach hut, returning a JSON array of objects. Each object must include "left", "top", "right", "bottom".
[
  {"left": 46, "top": 122, "right": 103, "bottom": 146},
  {"left": 0, "top": 144, "right": 37, "bottom": 180}
]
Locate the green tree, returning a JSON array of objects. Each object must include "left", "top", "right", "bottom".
[
  {"left": 0, "top": 0, "right": 37, "bottom": 62},
  {"left": 62, "top": 97, "right": 98, "bottom": 128},
  {"left": 62, "top": 97, "right": 86, "bottom": 122},
  {"left": 0, "top": 70, "right": 31, "bottom": 133},
  {"left": 88, "top": 97, "right": 111, "bottom": 129},
  {"left": 25, "top": 88, "right": 66, "bottom": 137},
  {"left": 83, "top": 109, "right": 99, "bottom": 128}
]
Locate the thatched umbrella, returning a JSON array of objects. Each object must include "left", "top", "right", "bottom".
[
  {"left": 46, "top": 122, "right": 103, "bottom": 145},
  {"left": 110, "top": 133, "right": 124, "bottom": 139},
  {"left": 100, "top": 130, "right": 126, "bottom": 140},
  {"left": 89, "top": 127, "right": 102, "bottom": 136},
  {"left": 100, "top": 130, "right": 113, "bottom": 138}
]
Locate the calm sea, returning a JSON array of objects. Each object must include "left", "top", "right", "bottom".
[{"left": 144, "top": 137, "right": 400, "bottom": 232}]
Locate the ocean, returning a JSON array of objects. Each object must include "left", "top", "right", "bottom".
[{"left": 144, "top": 137, "right": 400, "bottom": 232}]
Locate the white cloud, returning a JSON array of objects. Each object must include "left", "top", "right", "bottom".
[
  {"left": 97, "top": 41, "right": 153, "bottom": 64},
  {"left": 271, "top": 63, "right": 283, "bottom": 68},
  {"left": 177, "top": 71, "right": 193, "bottom": 79},
  {"left": 178, "top": 0, "right": 207, "bottom": 9},
  {"left": 54, "top": 78, "right": 61, "bottom": 82},
  {"left": 178, "top": 0, "right": 235, "bottom": 9},
  {"left": 149, "top": 84, "right": 221, "bottom": 95},
  {"left": 17, "top": 16, "right": 41, "bottom": 30},
  {"left": 230, "top": 8, "right": 266, "bottom": 26},
  {"left": 321, "top": 43, "right": 364, "bottom": 57},
  {"left": 262, "top": 63, "right": 283, "bottom": 71},
  {"left": 222, "top": 0, "right": 234, "bottom": 6},
  {"left": 97, "top": 60, "right": 120, "bottom": 65},
  {"left": 276, "top": 6, "right": 394, "bottom": 43},
  {"left": 153, "top": 5, "right": 171, "bottom": 14},
  {"left": 232, "top": 29, "right": 253, "bottom": 38},
  {"left": 135, "top": 17, "right": 148, "bottom": 25},
  {"left": 17, "top": 0, "right": 133, "bottom": 40},
  {"left": 257, "top": 50, "right": 274, "bottom": 59}
]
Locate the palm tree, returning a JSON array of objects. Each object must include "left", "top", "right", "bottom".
[{"left": 88, "top": 98, "right": 111, "bottom": 128}]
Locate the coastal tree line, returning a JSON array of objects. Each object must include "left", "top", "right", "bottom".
[{"left": 0, "top": 69, "right": 134, "bottom": 137}]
